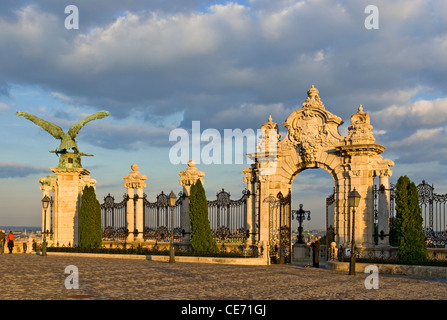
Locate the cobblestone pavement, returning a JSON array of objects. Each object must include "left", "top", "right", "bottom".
[{"left": 0, "top": 254, "right": 446, "bottom": 301}]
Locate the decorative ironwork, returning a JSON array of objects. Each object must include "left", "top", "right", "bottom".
[
  {"left": 292, "top": 203, "right": 311, "bottom": 244},
  {"left": 100, "top": 193, "right": 128, "bottom": 230},
  {"left": 213, "top": 226, "right": 249, "bottom": 243},
  {"left": 100, "top": 187, "right": 250, "bottom": 244},
  {"left": 143, "top": 226, "right": 183, "bottom": 242},
  {"left": 102, "top": 226, "right": 127, "bottom": 241},
  {"left": 264, "top": 191, "right": 292, "bottom": 264},
  {"left": 207, "top": 189, "right": 249, "bottom": 241},
  {"left": 143, "top": 191, "right": 182, "bottom": 241},
  {"left": 386, "top": 180, "right": 447, "bottom": 247}
]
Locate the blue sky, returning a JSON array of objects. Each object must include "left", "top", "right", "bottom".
[{"left": 1, "top": 0, "right": 447, "bottom": 229}]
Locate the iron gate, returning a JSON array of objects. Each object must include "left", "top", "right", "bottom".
[{"left": 265, "top": 191, "right": 292, "bottom": 264}]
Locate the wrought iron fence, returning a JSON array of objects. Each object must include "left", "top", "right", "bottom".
[
  {"left": 143, "top": 191, "right": 183, "bottom": 242},
  {"left": 100, "top": 193, "right": 128, "bottom": 230},
  {"left": 100, "top": 188, "right": 250, "bottom": 243},
  {"left": 208, "top": 189, "right": 249, "bottom": 242},
  {"left": 374, "top": 180, "right": 447, "bottom": 247}
]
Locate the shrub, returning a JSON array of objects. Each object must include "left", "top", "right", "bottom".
[
  {"left": 395, "top": 175, "right": 428, "bottom": 261},
  {"left": 189, "top": 179, "right": 219, "bottom": 254},
  {"left": 78, "top": 186, "right": 102, "bottom": 248}
]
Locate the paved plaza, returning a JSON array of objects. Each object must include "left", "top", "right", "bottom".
[{"left": 0, "top": 253, "right": 446, "bottom": 301}]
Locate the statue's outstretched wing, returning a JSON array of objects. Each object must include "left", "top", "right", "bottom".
[
  {"left": 67, "top": 111, "right": 110, "bottom": 138},
  {"left": 15, "top": 111, "right": 64, "bottom": 139}
]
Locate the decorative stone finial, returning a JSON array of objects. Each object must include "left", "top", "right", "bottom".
[
  {"left": 179, "top": 160, "right": 205, "bottom": 194},
  {"left": 268, "top": 115, "right": 272, "bottom": 122},
  {"left": 347, "top": 104, "right": 374, "bottom": 144},
  {"left": 123, "top": 164, "right": 147, "bottom": 189},
  {"left": 307, "top": 85, "right": 319, "bottom": 98},
  {"left": 302, "top": 85, "right": 324, "bottom": 109}
]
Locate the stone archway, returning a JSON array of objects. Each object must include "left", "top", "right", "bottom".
[{"left": 243, "top": 86, "right": 394, "bottom": 263}]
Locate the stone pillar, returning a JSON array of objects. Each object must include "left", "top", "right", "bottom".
[
  {"left": 178, "top": 160, "right": 205, "bottom": 244},
  {"left": 126, "top": 187, "right": 135, "bottom": 241},
  {"left": 348, "top": 170, "right": 373, "bottom": 249},
  {"left": 123, "top": 164, "right": 147, "bottom": 242},
  {"left": 258, "top": 175, "right": 273, "bottom": 263},
  {"left": 377, "top": 172, "right": 391, "bottom": 246},
  {"left": 50, "top": 167, "right": 95, "bottom": 247},
  {"left": 242, "top": 165, "right": 256, "bottom": 245},
  {"left": 135, "top": 187, "right": 144, "bottom": 240},
  {"left": 38, "top": 175, "right": 54, "bottom": 235}
]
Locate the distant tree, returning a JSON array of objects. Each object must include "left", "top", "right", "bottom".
[
  {"left": 189, "top": 179, "right": 218, "bottom": 254},
  {"left": 395, "top": 175, "right": 428, "bottom": 261},
  {"left": 78, "top": 186, "right": 102, "bottom": 248}
]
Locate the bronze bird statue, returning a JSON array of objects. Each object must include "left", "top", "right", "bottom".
[{"left": 16, "top": 110, "right": 109, "bottom": 161}]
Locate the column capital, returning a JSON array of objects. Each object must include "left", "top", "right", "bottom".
[
  {"left": 39, "top": 175, "right": 56, "bottom": 191},
  {"left": 123, "top": 164, "right": 147, "bottom": 189},
  {"left": 178, "top": 160, "right": 205, "bottom": 188}
]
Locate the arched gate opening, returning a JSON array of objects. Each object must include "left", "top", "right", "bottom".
[{"left": 243, "top": 86, "right": 394, "bottom": 264}]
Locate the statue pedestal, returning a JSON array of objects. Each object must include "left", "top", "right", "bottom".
[
  {"left": 291, "top": 243, "right": 311, "bottom": 264},
  {"left": 50, "top": 167, "right": 95, "bottom": 247}
]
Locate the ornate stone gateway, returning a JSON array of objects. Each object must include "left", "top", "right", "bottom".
[{"left": 243, "top": 86, "right": 394, "bottom": 263}]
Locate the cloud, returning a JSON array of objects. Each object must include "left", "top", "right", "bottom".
[
  {"left": 2, "top": 0, "right": 447, "bottom": 129},
  {"left": 0, "top": 102, "right": 8, "bottom": 112},
  {"left": 372, "top": 97, "right": 447, "bottom": 130},
  {"left": 387, "top": 127, "right": 447, "bottom": 164},
  {"left": 78, "top": 122, "right": 175, "bottom": 150},
  {"left": 2, "top": 0, "right": 447, "bottom": 170},
  {"left": 51, "top": 92, "right": 72, "bottom": 102},
  {"left": 0, "top": 162, "right": 49, "bottom": 178}
]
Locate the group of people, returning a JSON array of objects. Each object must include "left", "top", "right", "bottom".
[{"left": 0, "top": 229, "right": 15, "bottom": 254}]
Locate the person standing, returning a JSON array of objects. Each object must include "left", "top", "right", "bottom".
[
  {"left": 310, "top": 237, "right": 320, "bottom": 268},
  {"left": 6, "top": 231, "right": 14, "bottom": 254},
  {"left": 0, "top": 229, "right": 5, "bottom": 254}
]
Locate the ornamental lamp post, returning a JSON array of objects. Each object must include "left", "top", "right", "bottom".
[
  {"left": 41, "top": 195, "right": 51, "bottom": 257},
  {"left": 168, "top": 190, "right": 177, "bottom": 263},
  {"left": 292, "top": 204, "right": 311, "bottom": 244},
  {"left": 348, "top": 188, "right": 361, "bottom": 275}
]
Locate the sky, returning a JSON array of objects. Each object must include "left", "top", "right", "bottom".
[{"left": 1, "top": 0, "right": 447, "bottom": 230}]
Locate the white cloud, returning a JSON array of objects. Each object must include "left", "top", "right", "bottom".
[
  {"left": 2, "top": 0, "right": 447, "bottom": 154},
  {"left": 0, "top": 102, "right": 8, "bottom": 112},
  {"left": 51, "top": 92, "right": 71, "bottom": 102},
  {"left": 372, "top": 97, "right": 447, "bottom": 129},
  {"left": 0, "top": 162, "right": 48, "bottom": 178},
  {"left": 389, "top": 128, "right": 444, "bottom": 148}
]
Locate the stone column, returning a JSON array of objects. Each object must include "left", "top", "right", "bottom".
[
  {"left": 242, "top": 165, "right": 256, "bottom": 245},
  {"left": 377, "top": 172, "right": 391, "bottom": 246},
  {"left": 38, "top": 176, "right": 53, "bottom": 235},
  {"left": 50, "top": 168, "right": 95, "bottom": 247},
  {"left": 178, "top": 160, "right": 205, "bottom": 244},
  {"left": 135, "top": 187, "right": 144, "bottom": 240},
  {"left": 126, "top": 187, "right": 135, "bottom": 241},
  {"left": 123, "top": 164, "right": 147, "bottom": 242},
  {"left": 258, "top": 174, "right": 272, "bottom": 262}
]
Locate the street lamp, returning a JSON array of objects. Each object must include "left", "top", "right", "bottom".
[
  {"left": 348, "top": 188, "right": 361, "bottom": 275},
  {"left": 292, "top": 204, "right": 311, "bottom": 244},
  {"left": 168, "top": 190, "right": 177, "bottom": 263},
  {"left": 41, "top": 195, "right": 51, "bottom": 256}
]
